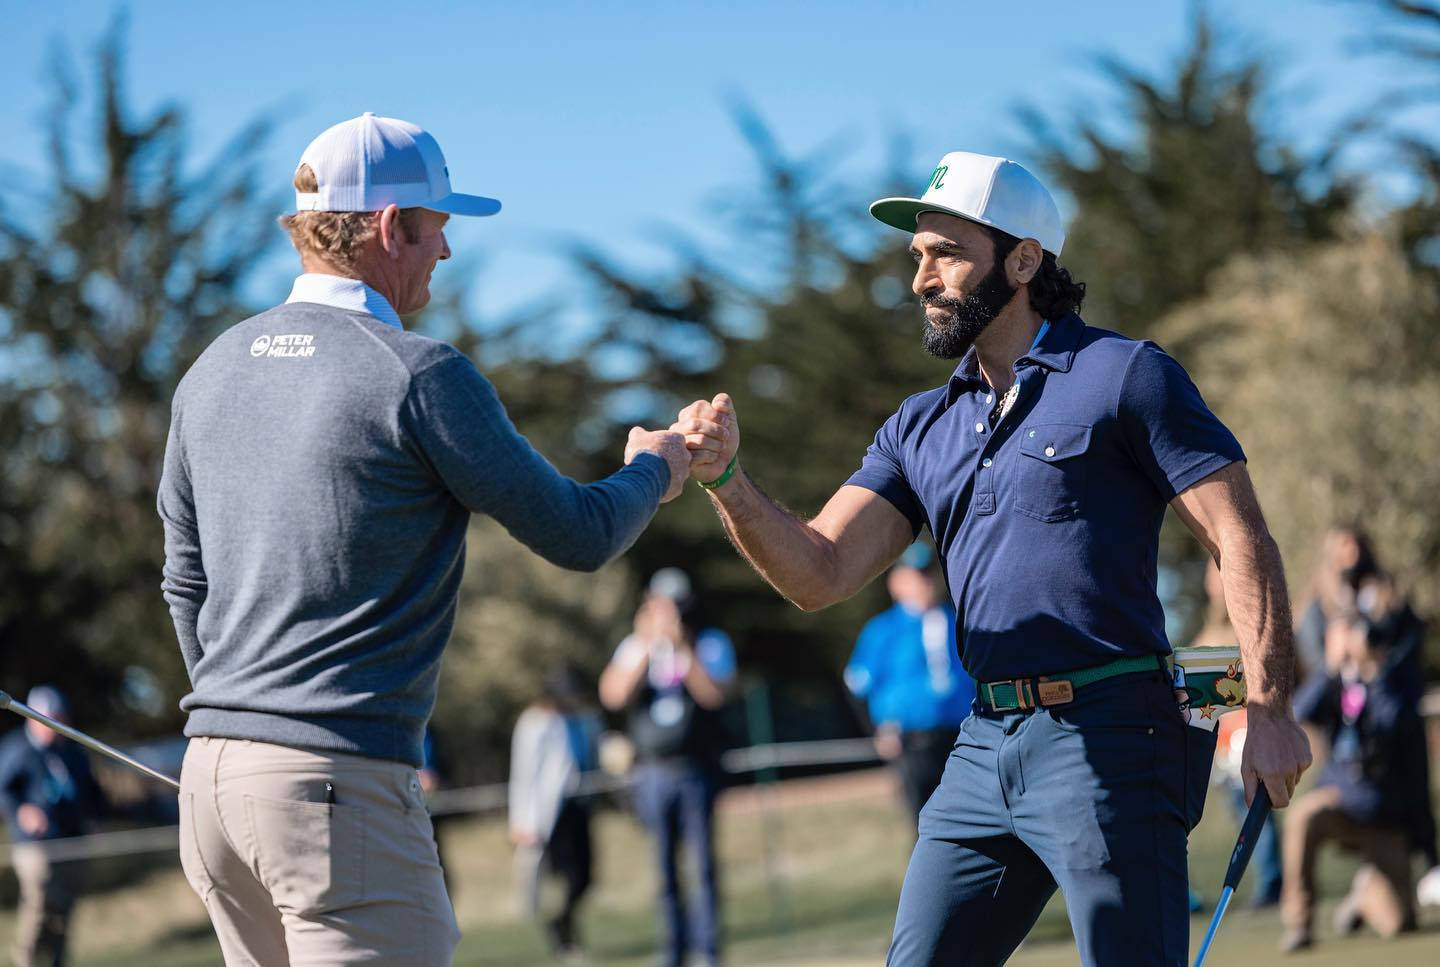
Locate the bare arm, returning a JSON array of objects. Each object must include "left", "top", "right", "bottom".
[
  {"left": 1171, "top": 461, "right": 1313, "bottom": 806},
  {"left": 674, "top": 393, "right": 915, "bottom": 611},
  {"left": 598, "top": 645, "right": 649, "bottom": 711},
  {"left": 682, "top": 651, "right": 727, "bottom": 710},
  {"left": 708, "top": 475, "right": 915, "bottom": 611}
]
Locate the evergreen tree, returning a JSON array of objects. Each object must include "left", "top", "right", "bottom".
[{"left": 0, "top": 21, "right": 277, "bottom": 737}]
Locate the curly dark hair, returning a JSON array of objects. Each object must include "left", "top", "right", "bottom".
[{"left": 985, "top": 226, "right": 1086, "bottom": 321}]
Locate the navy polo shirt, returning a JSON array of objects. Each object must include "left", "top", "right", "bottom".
[{"left": 847, "top": 313, "right": 1244, "bottom": 682}]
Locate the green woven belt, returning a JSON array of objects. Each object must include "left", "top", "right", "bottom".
[{"left": 979, "top": 655, "right": 1171, "bottom": 712}]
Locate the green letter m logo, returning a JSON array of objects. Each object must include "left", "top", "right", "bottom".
[{"left": 927, "top": 164, "right": 948, "bottom": 192}]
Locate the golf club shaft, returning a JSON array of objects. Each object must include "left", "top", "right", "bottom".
[
  {"left": 0, "top": 690, "right": 180, "bottom": 790},
  {"left": 1192, "top": 886, "right": 1233, "bottom": 967},
  {"left": 1192, "top": 785, "right": 1273, "bottom": 967},
  {"left": 1226, "top": 785, "right": 1273, "bottom": 888}
]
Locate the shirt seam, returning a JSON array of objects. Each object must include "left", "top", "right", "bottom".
[{"left": 1112, "top": 340, "right": 1148, "bottom": 469}]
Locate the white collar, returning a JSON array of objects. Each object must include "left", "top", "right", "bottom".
[{"left": 285, "top": 274, "right": 404, "bottom": 329}]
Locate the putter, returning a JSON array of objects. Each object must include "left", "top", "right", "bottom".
[
  {"left": 0, "top": 689, "right": 180, "bottom": 790},
  {"left": 1192, "top": 784, "right": 1272, "bottom": 967}
]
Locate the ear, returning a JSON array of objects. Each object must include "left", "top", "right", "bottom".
[
  {"left": 377, "top": 204, "right": 403, "bottom": 260},
  {"left": 1009, "top": 238, "right": 1044, "bottom": 286}
]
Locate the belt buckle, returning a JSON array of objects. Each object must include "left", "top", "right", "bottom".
[{"left": 1036, "top": 677, "right": 1074, "bottom": 706}]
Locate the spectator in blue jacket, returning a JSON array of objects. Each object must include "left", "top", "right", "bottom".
[
  {"left": 845, "top": 543, "right": 975, "bottom": 821},
  {"left": 0, "top": 686, "right": 107, "bottom": 967}
]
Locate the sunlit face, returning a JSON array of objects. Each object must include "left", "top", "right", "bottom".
[
  {"left": 25, "top": 718, "right": 63, "bottom": 748},
  {"left": 887, "top": 565, "right": 939, "bottom": 611},
  {"left": 393, "top": 209, "right": 451, "bottom": 315},
  {"left": 908, "top": 212, "right": 1016, "bottom": 359},
  {"left": 1326, "top": 530, "right": 1362, "bottom": 572}
]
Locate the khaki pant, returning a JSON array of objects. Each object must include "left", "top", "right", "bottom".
[
  {"left": 10, "top": 844, "right": 84, "bottom": 967},
  {"left": 1281, "top": 784, "right": 1416, "bottom": 937},
  {"left": 179, "top": 737, "right": 460, "bottom": 966}
]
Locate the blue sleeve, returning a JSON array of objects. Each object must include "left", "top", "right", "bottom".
[
  {"left": 845, "top": 408, "right": 924, "bottom": 535},
  {"left": 404, "top": 354, "right": 669, "bottom": 572},
  {"left": 0, "top": 736, "right": 23, "bottom": 822},
  {"left": 695, "top": 629, "right": 737, "bottom": 685},
  {"left": 70, "top": 747, "right": 108, "bottom": 821},
  {"left": 156, "top": 400, "right": 207, "bottom": 679},
  {"left": 1117, "top": 343, "right": 1245, "bottom": 501},
  {"left": 844, "top": 615, "right": 887, "bottom": 699}
]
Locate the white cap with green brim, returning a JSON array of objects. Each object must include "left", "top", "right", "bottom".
[
  {"left": 870, "top": 151, "right": 1064, "bottom": 256},
  {"left": 294, "top": 113, "right": 501, "bottom": 217}
]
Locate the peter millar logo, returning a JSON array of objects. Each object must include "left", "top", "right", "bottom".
[{"left": 250, "top": 333, "right": 316, "bottom": 359}]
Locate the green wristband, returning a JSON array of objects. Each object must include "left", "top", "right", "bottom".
[{"left": 698, "top": 454, "right": 739, "bottom": 491}]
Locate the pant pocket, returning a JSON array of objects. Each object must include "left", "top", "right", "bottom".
[
  {"left": 1183, "top": 722, "right": 1218, "bottom": 831},
  {"left": 244, "top": 794, "right": 366, "bottom": 916}
]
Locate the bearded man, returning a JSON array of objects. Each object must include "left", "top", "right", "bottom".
[{"left": 672, "top": 152, "right": 1311, "bottom": 966}]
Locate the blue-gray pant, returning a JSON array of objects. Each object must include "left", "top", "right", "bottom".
[
  {"left": 887, "top": 672, "right": 1214, "bottom": 967},
  {"left": 633, "top": 762, "right": 720, "bottom": 967}
]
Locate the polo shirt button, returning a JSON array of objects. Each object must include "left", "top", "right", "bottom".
[
  {"left": 985, "top": 394, "right": 994, "bottom": 404},
  {"left": 1045, "top": 445, "right": 1056, "bottom": 457},
  {"left": 975, "top": 422, "right": 985, "bottom": 433},
  {"left": 982, "top": 458, "right": 992, "bottom": 468}
]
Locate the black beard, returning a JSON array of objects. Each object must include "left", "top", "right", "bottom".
[{"left": 919, "top": 259, "right": 1018, "bottom": 359}]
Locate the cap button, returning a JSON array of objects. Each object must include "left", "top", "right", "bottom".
[{"left": 362, "top": 111, "right": 376, "bottom": 117}]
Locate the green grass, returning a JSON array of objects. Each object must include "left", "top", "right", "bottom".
[{"left": 3, "top": 769, "right": 1438, "bottom": 965}]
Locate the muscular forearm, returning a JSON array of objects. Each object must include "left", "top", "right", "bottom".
[
  {"left": 679, "top": 393, "right": 913, "bottom": 611},
  {"left": 1217, "top": 528, "right": 1295, "bottom": 709},
  {"left": 706, "top": 466, "right": 849, "bottom": 611}
]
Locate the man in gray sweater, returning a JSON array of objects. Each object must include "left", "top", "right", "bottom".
[{"left": 157, "top": 113, "right": 689, "bottom": 965}]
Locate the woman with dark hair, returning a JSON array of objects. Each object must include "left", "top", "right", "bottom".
[{"left": 1294, "top": 526, "right": 1379, "bottom": 683}]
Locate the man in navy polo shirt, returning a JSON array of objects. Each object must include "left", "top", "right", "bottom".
[{"left": 672, "top": 151, "right": 1311, "bottom": 965}]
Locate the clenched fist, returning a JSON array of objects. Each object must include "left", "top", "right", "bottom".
[
  {"left": 625, "top": 427, "right": 690, "bottom": 502},
  {"left": 673, "top": 393, "right": 739, "bottom": 486}
]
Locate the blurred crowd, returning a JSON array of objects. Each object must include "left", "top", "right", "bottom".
[
  {"left": 1278, "top": 527, "right": 1438, "bottom": 952},
  {"left": 4, "top": 529, "right": 1439, "bottom": 965}
]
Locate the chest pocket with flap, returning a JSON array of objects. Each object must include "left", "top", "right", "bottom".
[{"left": 1014, "top": 423, "right": 1091, "bottom": 522}]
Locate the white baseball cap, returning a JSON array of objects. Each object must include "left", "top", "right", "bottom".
[
  {"left": 294, "top": 113, "right": 501, "bottom": 217},
  {"left": 871, "top": 151, "right": 1064, "bottom": 255}
]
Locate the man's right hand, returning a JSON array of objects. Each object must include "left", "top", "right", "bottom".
[
  {"left": 625, "top": 427, "right": 690, "bottom": 502},
  {"left": 674, "top": 393, "right": 739, "bottom": 486},
  {"left": 16, "top": 803, "right": 48, "bottom": 838}
]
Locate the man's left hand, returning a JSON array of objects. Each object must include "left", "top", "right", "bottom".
[{"left": 1240, "top": 703, "right": 1312, "bottom": 807}]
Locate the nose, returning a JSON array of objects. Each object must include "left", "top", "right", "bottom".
[
  {"left": 438, "top": 231, "right": 451, "bottom": 261},
  {"left": 912, "top": 256, "right": 938, "bottom": 298}
]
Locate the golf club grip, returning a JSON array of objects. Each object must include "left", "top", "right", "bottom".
[{"left": 1223, "top": 785, "right": 1272, "bottom": 890}]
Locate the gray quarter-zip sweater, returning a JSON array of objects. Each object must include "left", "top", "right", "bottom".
[{"left": 158, "top": 297, "right": 669, "bottom": 767}]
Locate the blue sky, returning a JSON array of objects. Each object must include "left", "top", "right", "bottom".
[{"left": 1, "top": 0, "right": 1427, "bottom": 324}]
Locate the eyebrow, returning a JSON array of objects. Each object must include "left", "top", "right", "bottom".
[{"left": 910, "top": 240, "right": 968, "bottom": 261}]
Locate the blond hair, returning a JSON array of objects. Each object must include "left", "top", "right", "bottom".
[{"left": 279, "top": 165, "right": 424, "bottom": 273}]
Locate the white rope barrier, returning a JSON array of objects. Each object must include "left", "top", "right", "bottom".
[
  {"left": 0, "top": 737, "right": 883, "bottom": 868},
  {"left": 9, "top": 696, "right": 1440, "bottom": 870}
]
